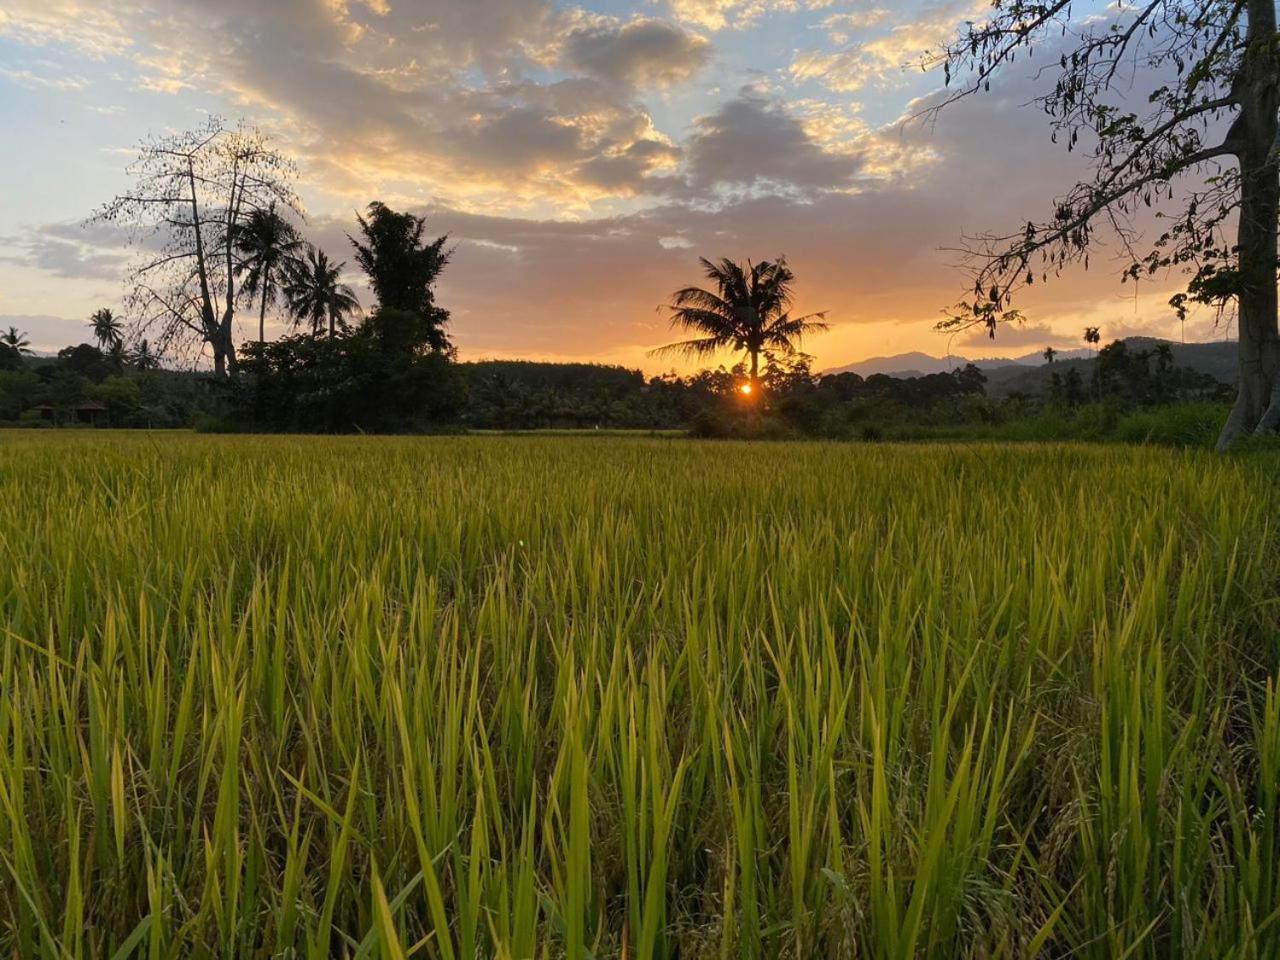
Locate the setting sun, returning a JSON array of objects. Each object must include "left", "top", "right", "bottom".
[{"left": 740, "top": 383, "right": 753, "bottom": 395}]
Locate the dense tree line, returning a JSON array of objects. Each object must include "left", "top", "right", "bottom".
[
  {"left": 0, "top": 330, "right": 1232, "bottom": 438},
  {"left": 224, "top": 202, "right": 460, "bottom": 432},
  {"left": 0, "top": 340, "right": 217, "bottom": 427}
]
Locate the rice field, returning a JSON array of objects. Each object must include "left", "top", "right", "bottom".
[{"left": 1, "top": 431, "right": 1278, "bottom": 959}]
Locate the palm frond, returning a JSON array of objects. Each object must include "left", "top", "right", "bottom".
[
  {"left": 766, "top": 311, "right": 829, "bottom": 345},
  {"left": 666, "top": 307, "right": 739, "bottom": 337},
  {"left": 648, "top": 335, "right": 728, "bottom": 359},
  {"left": 670, "top": 286, "right": 731, "bottom": 316}
]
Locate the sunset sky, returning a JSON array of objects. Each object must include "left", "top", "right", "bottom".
[{"left": 0, "top": 0, "right": 1234, "bottom": 371}]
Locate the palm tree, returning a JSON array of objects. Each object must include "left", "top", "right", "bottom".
[
  {"left": 234, "top": 203, "right": 301, "bottom": 343},
  {"left": 1, "top": 326, "right": 31, "bottom": 354},
  {"left": 89, "top": 308, "right": 123, "bottom": 350},
  {"left": 131, "top": 339, "right": 159, "bottom": 371},
  {"left": 653, "top": 257, "right": 828, "bottom": 390},
  {"left": 107, "top": 340, "right": 128, "bottom": 372},
  {"left": 283, "top": 245, "right": 360, "bottom": 337},
  {"left": 1084, "top": 327, "right": 1103, "bottom": 400},
  {"left": 1043, "top": 346, "right": 1057, "bottom": 364}
]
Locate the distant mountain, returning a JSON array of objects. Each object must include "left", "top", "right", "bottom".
[
  {"left": 825, "top": 338, "right": 1236, "bottom": 396},
  {"left": 826, "top": 347, "right": 1091, "bottom": 378}
]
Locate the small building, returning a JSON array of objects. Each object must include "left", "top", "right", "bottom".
[{"left": 74, "top": 401, "right": 107, "bottom": 426}]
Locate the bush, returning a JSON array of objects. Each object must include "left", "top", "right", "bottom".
[
  {"left": 229, "top": 326, "right": 467, "bottom": 433},
  {"left": 1114, "top": 403, "right": 1227, "bottom": 447}
]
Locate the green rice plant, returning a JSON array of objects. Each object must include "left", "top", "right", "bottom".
[{"left": 0, "top": 431, "right": 1276, "bottom": 958}]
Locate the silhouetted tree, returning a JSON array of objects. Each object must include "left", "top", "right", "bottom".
[
  {"left": 1043, "top": 346, "right": 1057, "bottom": 364},
  {"left": 1063, "top": 368, "right": 1086, "bottom": 407},
  {"left": 953, "top": 363, "right": 988, "bottom": 394},
  {"left": 653, "top": 257, "right": 828, "bottom": 389},
  {"left": 89, "top": 309, "right": 123, "bottom": 351},
  {"left": 234, "top": 202, "right": 301, "bottom": 344},
  {"left": 131, "top": 339, "right": 160, "bottom": 371},
  {"left": 350, "top": 202, "right": 451, "bottom": 352},
  {"left": 283, "top": 246, "right": 360, "bottom": 337},
  {"left": 57, "top": 344, "right": 111, "bottom": 382},
  {"left": 2, "top": 327, "right": 32, "bottom": 354},
  {"left": 930, "top": 0, "right": 1279, "bottom": 449},
  {"left": 236, "top": 327, "right": 466, "bottom": 432},
  {"left": 92, "top": 117, "right": 299, "bottom": 375},
  {"left": 1084, "top": 327, "right": 1101, "bottom": 353}
]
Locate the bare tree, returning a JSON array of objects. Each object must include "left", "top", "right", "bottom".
[
  {"left": 91, "top": 118, "right": 300, "bottom": 376},
  {"left": 928, "top": 0, "right": 1277, "bottom": 449}
]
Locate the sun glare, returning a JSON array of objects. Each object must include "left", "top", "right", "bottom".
[{"left": 740, "top": 383, "right": 753, "bottom": 395}]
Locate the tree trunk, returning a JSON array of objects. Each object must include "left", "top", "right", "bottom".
[
  {"left": 259, "top": 267, "right": 269, "bottom": 343},
  {"left": 749, "top": 350, "right": 759, "bottom": 387},
  {"left": 1217, "top": 0, "right": 1280, "bottom": 450},
  {"left": 187, "top": 158, "right": 224, "bottom": 377},
  {"left": 224, "top": 322, "right": 238, "bottom": 373}
]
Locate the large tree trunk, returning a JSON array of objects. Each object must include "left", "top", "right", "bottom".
[
  {"left": 187, "top": 159, "right": 225, "bottom": 378},
  {"left": 220, "top": 317, "right": 238, "bottom": 374},
  {"left": 1217, "top": 0, "right": 1280, "bottom": 450}
]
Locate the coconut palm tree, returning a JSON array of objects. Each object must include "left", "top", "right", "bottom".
[
  {"left": 89, "top": 308, "right": 123, "bottom": 350},
  {"left": 283, "top": 245, "right": 360, "bottom": 337},
  {"left": 234, "top": 203, "right": 302, "bottom": 343},
  {"left": 653, "top": 257, "right": 828, "bottom": 390},
  {"left": 107, "top": 340, "right": 129, "bottom": 372},
  {"left": 1084, "top": 327, "right": 1103, "bottom": 400},
  {"left": 131, "top": 339, "right": 159, "bottom": 371},
  {"left": 1, "top": 326, "right": 31, "bottom": 354}
]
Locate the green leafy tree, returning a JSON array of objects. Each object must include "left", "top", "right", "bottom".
[
  {"left": 234, "top": 202, "right": 301, "bottom": 344},
  {"left": 653, "top": 257, "right": 828, "bottom": 389},
  {"left": 283, "top": 245, "right": 360, "bottom": 337},
  {"left": 349, "top": 202, "right": 451, "bottom": 352},
  {"left": 90, "top": 377, "right": 142, "bottom": 426},
  {"left": 931, "top": 0, "right": 1279, "bottom": 449}
]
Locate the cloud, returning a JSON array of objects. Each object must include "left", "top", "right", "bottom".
[
  {"left": 957, "top": 322, "right": 1064, "bottom": 349},
  {"left": 105, "top": 1, "right": 686, "bottom": 206},
  {"left": 790, "top": 0, "right": 982, "bottom": 93},
  {"left": 685, "top": 88, "right": 863, "bottom": 193},
  {"left": 0, "top": 1, "right": 132, "bottom": 57},
  {"left": 666, "top": 0, "right": 834, "bottom": 32},
  {"left": 1, "top": 221, "right": 131, "bottom": 281},
  {"left": 576, "top": 139, "right": 682, "bottom": 193},
  {"left": 0, "top": 59, "right": 90, "bottom": 91},
  {"left": 565, "top": 18, "right": 710, "bottom": 88}
]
